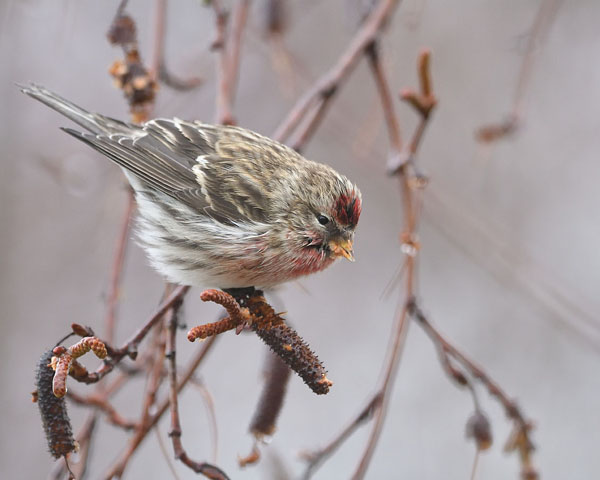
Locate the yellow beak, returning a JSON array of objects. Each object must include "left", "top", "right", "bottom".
[{"left": 329, "top": 238, "right": 355, "bottom": 262}]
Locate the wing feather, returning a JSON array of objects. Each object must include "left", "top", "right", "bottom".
[
  {"left": 23, "top": 85, "right": 290, "bottom": 225},
  {"left": 62, "top": 119, "right": 296, "bottom": 225}
]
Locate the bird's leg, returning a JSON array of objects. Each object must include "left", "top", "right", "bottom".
[{"left": 224, "top": 287, "right": 258, "bottom": 333}]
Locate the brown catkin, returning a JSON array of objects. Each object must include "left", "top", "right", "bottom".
[
  {"left": 252, "top": 322, "right": 331, "bottom": 395},
  {"left": 230, "top": 288, "right": 332, "bottom": 395},
  {"left": 52, "top": 353, "right": 72, "bottom": 398},
  {"left": 70, "top": 337, "right": 108, "bottom": 359},
  {"left": 187, "top": 316, "right": 240, "bottom": 341},
  {"left": 35, "top": 350, "right": 76, "bottom": 458}
]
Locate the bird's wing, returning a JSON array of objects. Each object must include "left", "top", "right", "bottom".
[
  {"left": 21, "top": 84, "right": 137, "bottom": 135},
  {"left": 64, "top": 119, "right": 303, "bottom": 225}
]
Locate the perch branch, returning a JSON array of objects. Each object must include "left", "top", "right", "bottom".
[{"left": 188, "top": 288, "right": 331, "bottom": 395}]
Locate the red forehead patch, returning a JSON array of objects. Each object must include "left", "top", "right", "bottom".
[{"left": 334, "top": 193, "right": 361, "bottom": 227}]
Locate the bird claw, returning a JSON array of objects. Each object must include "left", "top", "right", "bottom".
[{"left": 235, "top": 320, "right": 249, "bottom": 335}]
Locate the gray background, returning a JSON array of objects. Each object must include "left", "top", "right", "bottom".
[{"left": 1, "top": 0, "right": 599, "bottom": 479}]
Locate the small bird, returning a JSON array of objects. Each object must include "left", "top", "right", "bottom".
[{"left": 22, "top": 85, "right": 361, "bottom": 289}]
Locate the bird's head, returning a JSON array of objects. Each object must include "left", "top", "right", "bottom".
[{"left": 285, "top": 170, "right": 362, "bottom": 262}]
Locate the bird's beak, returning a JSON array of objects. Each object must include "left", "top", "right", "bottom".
[{"left": 329, "top": 238, "right": 355, "bottom": 262}]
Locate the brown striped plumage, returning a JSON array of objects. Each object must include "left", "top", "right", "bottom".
[{"left": 22, "top": 84, "right": 361, "bottom": 288}]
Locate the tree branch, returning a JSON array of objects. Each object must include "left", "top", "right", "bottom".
[
  {"left": 213, "top": 0, "right": 250, "bottom": 125},
  {"left": 166, "top": 303, "right": 230, "bottom": 479},
  {"left": 273, "top": 0, "right": 401, "bottom": 144},
  {"left": 409, "top": 300, "right": 538, "bottom": 479}
]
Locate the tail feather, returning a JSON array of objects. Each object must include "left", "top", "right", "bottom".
[{"left": 19, "top": 83, "right": 137, "bottom": 135}]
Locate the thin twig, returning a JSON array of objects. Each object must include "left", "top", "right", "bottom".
[
  {"left": 151, "top": 0, "right": 167, "bottom": 78},
  {"left": 67, "top": 391, "right": 136, "bottom": 430},
  {"left": 103, "top": 335, "right": 218, "bottom": 479},
  {"left": 213, "top": 1, "right": 231, "bottom": 124},
  {"left": 213, "top": 0, "right": 250, "bottom": 125},
  {"left": 366, "top": 42, "right": 402, "bottom": 153},
  {"left": 105, "top": 188, "right": 135, "bottom": 345},
  {"left": 115, "top": 0, "right": 129, "bottom": 19},
  {"left": 352, "top": 46, "right": 439, "bottom": 480},
  {"left": 155, "top": 426, "right": 182, "bottom": 480},
  {"left": 189, "top": 375, "right": 219, "bottom": 464},
  {"left": 302, "top": 45, "right": 436, "bottom": 480},
  {"left": 70, "top": 286, "right": 189, "bottom": 388},
  {"left": 513, "top": 0, "right": 562, "bottom": 119},
  {"left": 69, "top": 7, "right": 157, "bottom": 476},
  {"left": 152, "top": 0, "right": 203, "bottom": 90},
  {"left": 273, "top": 0, "right": 401, "bottom": 143},
  {"left": 300, "top": 393, "right": 382, "bottom": 479},
  {"left": 166, "top": 299, "right": 229, "bottom": 479},
  {"left": 113, "top": 285, "right": 189, "bottom": 357},
  {"left": 226, "top": 0, "right": 250, "bottom": 106},
  {"left": 139, "top": 306, "right": 169, "bottom": 427},
  {"left": 103, "top": 288, "right": 173, "bottom": 478},
  {"left": 476, "top": 0, "right": 562, "bottom": 142},
  {"left": 290, "top": 96, "right": 335, "bottom": 153},
  {"left": 351, "top": 297, "right": 413, "bottom": 479},
  {"left": 470, "top": 449, "right": 481, "bottom": 480},
  {"left": 409, "top": 301, "right": 538, "bottom": 479}
]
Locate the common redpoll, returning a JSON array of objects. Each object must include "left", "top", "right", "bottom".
[{"left": 22, "top": 85, "right": 361, "bottom": 289}]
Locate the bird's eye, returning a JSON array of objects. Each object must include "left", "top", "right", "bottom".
[{"left": 317, "top": 214, "right": 329, "bottom": 225}]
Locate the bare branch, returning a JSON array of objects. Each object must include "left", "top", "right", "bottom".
[
  {"left": 410, "top": 301, "right": 538, "bottom": 479},
  {"left": 67, "top": 391, "right": 136, "bottom": 430},
  {"left": 103, "top": 333, "right": 218, "bottom": 479},
  {"left": 213, "top": 0, "right": 250, "bottom": 125},
  {"left": 105, "top": 189, "right": 135, "bottom": 345},
  {"left": 476, "top": 0, "right": 563, "bottom": 142},
  {"left": 151, "top": 0, "right": 203, "bottom": 90},
  {"left": 303, "top": 46, "right": 436, "bottom": 480},
  {"left": 166, "top": 301, "right": 230, "bottom": 479},
  {"left": 273, "top": 0, "right": 401, "bottom": 143}
]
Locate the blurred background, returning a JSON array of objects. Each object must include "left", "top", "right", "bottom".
[{"left": 1, "top": 0, "right": 599, "bottom": 478}]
